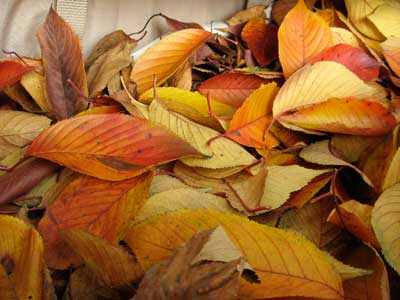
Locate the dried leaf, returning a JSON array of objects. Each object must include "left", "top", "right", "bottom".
[
  {"left": 37, "top": 8, "right": 88, "bottom": 119},
  {"left": 125, "top": 210, "right": 345, "bottom": 299},
  {"left": 38, "top": 172, "right": 152, "bottom": 269},
  {"left": 367, "top": 1, "right": 400, "bottom": 38},
  {"left": 198, "top": 72, "right": 270, "bottom": 108},
  {"left": 0, "top": 60, "right": 35, "bottom": 92},
  {"left": 272, "top": 0, "right": 317, "bottom": 25},
  {"left": 382, "top": 147, "right": 400, "bottom": 191},
  {"left": 0, "top": 215, "right": 44, "bottom": 300},
  {"left": 327, "top": 200, "right": 380, "bottom": 249},
  {"left": 131, "top": 29, "right": 211, "bottom": 94},
  {"left": 309, "top": 44, "right": 381, "bottom": 81},
  {"left": 27, "top": 114, "right": 199, "bottom": 180},
  {"left": 371, "top": 183, "right": 400, "bottom": 275},
  {"left": 225, "top": 5, "right": 266, "bottom": 27},
  {"left": 278, "top": 0, "right": 333, "bottom": 78},
  {"left": 149, "top": 99, "right": 256, "bottom": 169},
  {"left": 381, "top": 36, "right": 400, "bottom": 78}
]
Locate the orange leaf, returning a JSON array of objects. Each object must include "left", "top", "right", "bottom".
[
  {"left": 0, "top": 61, "right": 35, "bottom": 92},
  {"left": 381, "top": 36, "right": 400, "bottom": 78},
  {"left": 27, "top": 114, "right": 199, "bottom": 181},
  {"left": 131, "top": 29, "right": 211, "bottom": 94},
  {"left": 278, "top": 0, "right": 333, "bottom": 78},
  {"left": 226, "top": 83, "right": 279, "bottom": 148},
  {"left": 241, "top": 18, "right": 278, "bottom": 66},
  {"left": 309, "top": 44, "right": 381, "bottom": 81},
  {"left": 279, "top": 98, "right": 397, "bottom": 135},
  {"left": 37, "top": 8, "right": 88, "bottom": 120},
  {"left": 198, "top": 73, "right": 271, "bottom": 108},
  {"left": 38, "top": 172, "right": 152, "bottom": 269},
  {"left": 327, "top": 200, "right": 380, "bottom": 249}
]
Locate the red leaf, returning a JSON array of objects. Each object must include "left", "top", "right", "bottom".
[
  {"left": 241, "top": 18, "right": 278, "bottom": 66},
  {"left": 37, "top": 8, "right": 88, "bottom": 120},
  {"left": 309, "top": 44, "right": 381, "bottom": 81},
  {"left": 198, "top": 73, "right": 270, "bottom": 108},
  {"left": 0, "top": 61, "right": 35, "bottom": 92}
]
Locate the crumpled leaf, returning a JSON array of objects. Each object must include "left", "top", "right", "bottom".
[
  {"left": 38, "top": 172, "right": 152, "bottom": 269},
  {"left": 0, "top": 110, "right": 51, "bottom": 160},
  {"left": 131, "top": 29, "right": 211, "bottom": 94},
  {"left": 27, "top": 114, "right": 200, "bottom": 181},
  {"left": 125, "top": 209, "right": 345, "bottom": 300},
  {"left": 37, "top": 8, "right": 88, "bottom": 119},
  {"left": 135, "top": 227, "right": 244, "bottom": 300},
  {"left": 272, "top": 61, "right": 382, "bottom": 117},
  {"left": 327, "top": 200, "right": 380, "bottom": 249},
  {"left": 198, "top": 72, "right": 270, "bottom": 108},
  {"left": 278, "top": 0, "right": 333, "bottom": 78},
  {"left": 371, "top": 183, "right": 400, "bottom": 275},
  {"left": 149, "top": 99, "right": 256, "bottom": 169},
  {"left": 0, "top": 215, "right": 45, "bottom": 300},
  {"left": 60, "top": 229, "right": 143, "bottom": 288},
  {"left": 0, "top": 60, "right": 35, "bottom": 92},
  {"left": 135, "top": 188, "right": 241, "bottom": 223},
  {"left": 309, "top": 44, "right": 381, "bottom": 81}
]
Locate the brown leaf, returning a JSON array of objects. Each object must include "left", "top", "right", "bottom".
[
  {"left": 272, "top": 0, "right": 317, "bottom": 25},
  {"left": 0, "top": 60, "right": 35, "bottom": 92},
  {"left": 135, "top": 228, "right": 243, "bottom": 300},
  {"left": 37, "top": 8, "right": 88, "bottom": 120}
]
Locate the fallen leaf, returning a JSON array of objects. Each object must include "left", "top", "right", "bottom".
[
  {"left": 198, "top": 72, "right": 270, "bottom": 108},
  {"left": 135, "top": 228, "right": 243, "bottom": 300},
  {"left": 60, "top": 229, "right": 143, "bottom": 288},
  {"left": 331, "top": 27, "right": 363, "bottom": 49},
  {"left": 272, "top": 0, "right": 317, "bottom": 25},
  {"left": 135, "top": 188, "right": 241, "bottom": 223},
  {"left": 167, "top": 60, "right": 192, "bottom": 90},
  {"left": 278, "top": 97, "right": 396, "bottom": 136},
  {"left": 131, "top": 29, "right": 211, "bottom": 94},
  {"left": 0, "top": 215, "right": 44, "bottom": 300},
  {"left": 371, "top": 183, "right": 400, "bottom": 275},
  {"left": 0, "top": 60, "right": 36, "bottom": 92},
  {"left": 38, "top": 172, "right": 152, "bottom": 269},
  {"left": 149, "top": 174, "right": 190, "bottom": 195},
  {"left": 344, "top": 0, "right": 385, "bottom": 41},
  {"left": 382, "top": 147, "right": 400, "bottom": 191},
  {"left": 300, "top": 140, "right": 373, "bottom": 186},
  {"left": 149, "top": 99, "right": 256, "bottom": 169},
  {"left": 279, "top": 200, "right": 344, "bottom": 253},
  {"left": 367, "top": 1, "right": 400, "bottom": 38},
  {"left": 125, "top": 209, "right": 345, "bottom": 299},
  {"left": 241, "top": 18, "right": 278, "bottom": 66},
  {"left": 27, "top": 114, "right": 200, "bottom": 180},
  {"left": 381, "top": 36, "right": 400, "bottom": 78},
  {"left": 278, "top": 0, "right": 333, "bottom": 78},
  {"left": 272, "top": 61, "right": 381, "bottom": 117},
  {"left": 0, "top": 110, "right": 51, "bottom": 159},
  {"left": 341, "top": 244, "right": 390, "bottom": 300},
  {"left": 226, "top": 83, "right": 279, "bottom": 148},
  {"left": 327, "top": 200, "right": 380, "bottom": 249},
  {"left": 20, "top": 70, "right": 48, "bottom": 111},
  {"left": 37, "top": 8, "right": 88, "bottom": 119},
  {"left": 225, "top": 5, "right": 266, "bottom": 27},
  {"left": 309, "top": 44, "right": 381, "bottom": 81},
  {"left": 161, "top": 14, "right": 203, "bottom": 31}
]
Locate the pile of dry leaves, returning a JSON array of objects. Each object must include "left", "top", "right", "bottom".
[{"left": 0, "top": 0, "right": 400, "bottom": 299}]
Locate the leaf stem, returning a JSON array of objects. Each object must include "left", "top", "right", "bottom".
[{"left": 128, "top": 13, "right": 162, "bottom": 35}]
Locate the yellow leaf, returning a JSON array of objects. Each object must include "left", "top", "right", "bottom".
[
  {"left": 381, "top": 36, "right": 400, "bottom": 78},
  {"left": 20, "top": 71, "right": 48, "bottom": 111},
  {"left": 344, "top": 0, "right": 385, "bottom": 41},
  {"left": 382, "top": 147, "right": 400, "bottom": 191},
  {"left": 261, "top": 165, "right": 331, "bottom": 209},
  {"left": 140, "top": 87, "right": 235, "bottom": 129},
  {"left": 0, "top": 111, "right": 51, "bottom": 159},
  {"left": 149, "top": 99, "right": 256, "bottom": 169},
  {"left": 135, "top": 188, "right": 242, "bottom": 223},
  {"left": 125, "top": 210, "right": 345, "bottom": 299},
  {"left": 272, "top": 61, "right": 380, "bottom": 117},
  {"left": 61, "top": 229, "right": 143, "bottom": 287},
  {"left": 300, "top": 140, "right": 373, "bottom": 186},
  {"left": 368, "top": 1, "right": 400, "bottom": 38},
  {"left": 371, "top": 183, "right": 400, "bottom": 275},
  {"left": 278, "top": 0, "right": 333, "bottom": 78},
  {"left": 0, "top": 216, "right": 44, "bottom": 300},
  {"left": 331, "top": 27, "right": 363, "bottom": 48},
  {"left": 131, "top": 29, "right": 211, "bottom": 94},
  {"left": 150, "top": 174, "right": 190, "bottom": 195}
]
